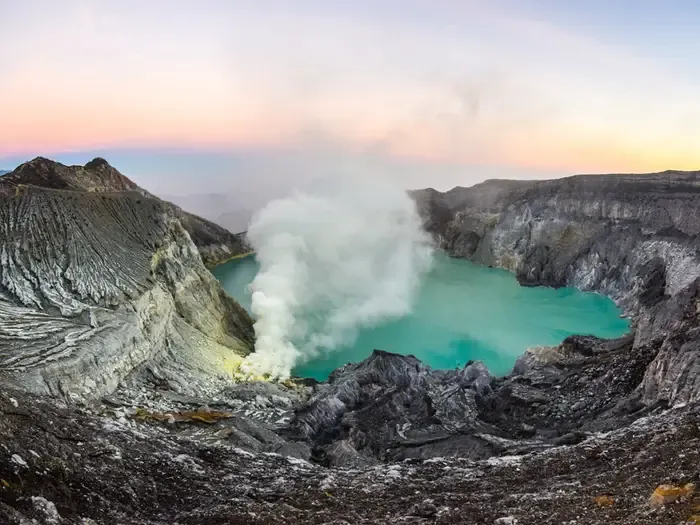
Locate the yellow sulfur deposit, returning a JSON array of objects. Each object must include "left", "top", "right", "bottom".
[
  {"left": 649, "top": 483, "right": 696, "bottom": 507},
  {"left": 593, "top": 495, "right": 614, "bottom": 507}
]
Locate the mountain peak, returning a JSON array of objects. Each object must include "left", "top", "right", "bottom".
[
  {"left": 84, "top": 157, "right": 112, "bottom": 170},
  {"left": 0, "top": 157, "right": 140, "bottom": 193}
]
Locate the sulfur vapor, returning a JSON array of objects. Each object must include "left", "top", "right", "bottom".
[{"left": 241, "top": 175, "right": 433, "bottom": 379}]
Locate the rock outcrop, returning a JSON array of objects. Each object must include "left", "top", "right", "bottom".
[
  {"left": 412, "top": 172, "right": 700, "bottom": 313},
  {"left": 0, "top": 158, "right": 254, "bottom": 400},
  {"left": 1, "top": 157, "right": 250, "bottom": 266}
]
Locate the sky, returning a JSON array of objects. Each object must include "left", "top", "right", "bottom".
[{"left": 1, "top": 0, "right": 699, "bottom": 199}]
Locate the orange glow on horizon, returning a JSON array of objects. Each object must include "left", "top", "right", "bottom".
[
  {"left": 3, "top": 0, "right": 700, "bottom": 180},
  {"left": 4, "top": 118, "right": 700, "bottom": 176}
]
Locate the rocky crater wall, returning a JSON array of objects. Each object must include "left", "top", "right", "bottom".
[
  {"left": 412, "top": 171, "right": 700, "bottom": 406},
  {"left": 0, "top": 160, "right": 254, "bottom": 400}
]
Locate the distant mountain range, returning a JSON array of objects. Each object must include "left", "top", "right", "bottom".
[{"left": 0, "top": 170, "right": 10, "bottom": 176}]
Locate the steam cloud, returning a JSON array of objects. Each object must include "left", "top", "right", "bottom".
[{"left": 242, "top": 175, "right": 434, "bottom": 379}]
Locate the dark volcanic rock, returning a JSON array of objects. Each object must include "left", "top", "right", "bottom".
[
  {"left": 0, "top": 381, "right": 699, "bottom": 525},
  {"left": 636, "top": 279, "right": 700, "bottom": 405},
  {"left": 637, "top": 256, "right": 667, "bottom": 307},
  {"left": 291, "top": 351, "right": 500, "bottom": 466},
  {"left": 288, "top": 332, "right": 666, "bottom": 467}
]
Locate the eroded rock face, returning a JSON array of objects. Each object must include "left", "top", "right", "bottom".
[
  {"left": 412, "top": 172, "right": 700, "bottom": 407},
  {"left": 0, "top": 157, "right": 251, "bottom": 267},
  {"left": 291, "top": 351, "right": 498, "bottom": 466},
  {"left": 635, "top": 280, "right": 700, "bottom": 405},
  {"left": 413, "top": 172, "right": 700, "bottom": 312},
  {"left": 0, "top": 159, "right": 254, "bottom": 400},
  {"left": 286, "top": 333, "right": 664, "bottom": 467}
]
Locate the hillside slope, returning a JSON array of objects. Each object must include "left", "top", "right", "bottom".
[
  {"left": 0, "top": 157, "right": 250, "bottom": 265},
  {"left": 0, "top": 157, "right": 254, "bottom": 399}
]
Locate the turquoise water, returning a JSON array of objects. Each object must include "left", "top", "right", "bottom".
[{"left": 213, "top": 253, "right": 630, "bottom": 380}]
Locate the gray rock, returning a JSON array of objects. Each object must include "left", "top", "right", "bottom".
[
  {"left": 30, "top": 496, "right": 62, "bottom": 524},
  {"left": 411, "top": 499, "right": 438, "bottom": 517},
  {"left": 412, "top": 172, "right": 700, "bottom": 406},
  {"left": 0, "top": 158, "right": 254, "bottom": 400}
]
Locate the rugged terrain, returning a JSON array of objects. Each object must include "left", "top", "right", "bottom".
[
  {"left": 412, "top": 172, "right": 700, "bottom": 314},
  {"left": 1, "top": 158, "right": 250, "bottom": 267},
  {"left": 412, "top": 172, "right": 700, "bottom": 406},
  {"left": 0, "top": 163, "right": 699, "bottom": 524},
  {"left": 0, "top": 158, "right": 254, "bottom": 399}
]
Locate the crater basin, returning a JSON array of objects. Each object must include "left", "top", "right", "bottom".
[{"left": 214, "top": 252, "right": 630, "bottom": 380}]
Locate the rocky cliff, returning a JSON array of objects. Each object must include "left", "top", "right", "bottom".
[
  {"left": 413, "top": 173, "right": 700, "bottom": 311},
  {"left": 413, "top": 172, "right": 700, "bottom": 407},
  {"left": 0, "top": 164, "right": 699, "bottom": 524},
  {"left": 2, "top": 157, "right": 251, "bottom": 266},
  {"left": 0, "top": 158, "right": 254, "bottom": 400}
]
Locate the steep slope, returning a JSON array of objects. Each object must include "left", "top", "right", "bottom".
[
  {"left": 413, "top": 172, "right": 700, "bottom": 309},
  {"left": 0, "top": 158, "right": 254, "bottom": 399},
  {"left": 413, "top": 171, "right": 700, "bottom": 406},
  {"left": 1, "top": 157, "right": 251, "bottom": 265}
]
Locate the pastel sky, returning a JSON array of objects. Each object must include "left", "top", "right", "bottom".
[{"left": 1, "top": 0, "right": 699, "bottom": 197}]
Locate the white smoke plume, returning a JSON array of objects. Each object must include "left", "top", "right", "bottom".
[{"left": 242, "top": 175, "right": 434, "bottom": 379}]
